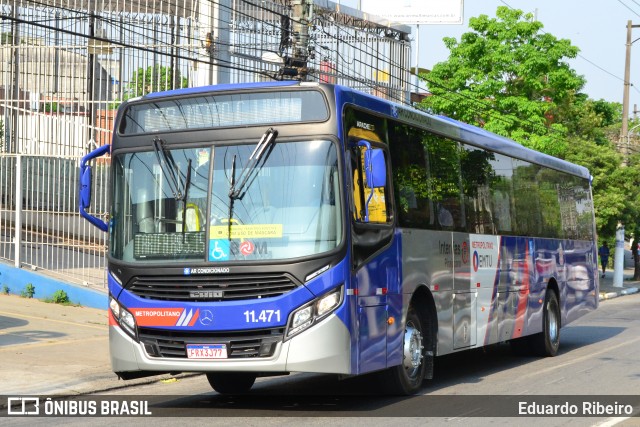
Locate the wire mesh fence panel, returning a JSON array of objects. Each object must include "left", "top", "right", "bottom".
[
  {"left": 0, "top": 1, "right": 411, "bottom": 157},
  {"left": 0, "top": 0, "right": 411, "bottom": 288},
  {"left": 0, "top": 154, "right": 17, "bottom": 263},
  {"left": 0, "top": 154, "right": 108, "bottom": 288}
]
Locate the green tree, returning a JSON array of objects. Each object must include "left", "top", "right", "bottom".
[
  {"left": 418, "top": 6, "right": 640, "bottom": 243},
  {"left": 419, "top": 6, "right": 585, "bottom": 157},
  {"left": 564, "top": 138, "right": 640, "bottom": 240},
  {"left": 128, "top": 65, "right": 188, "bottom": 97},
  {"left": 554, "top": 95, "right": 622, "bottom": 146}
]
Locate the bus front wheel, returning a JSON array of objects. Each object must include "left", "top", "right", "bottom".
[
  {"left": 385, "top": 307, "right": 427, "bottom": 395},
  {"left": 206, "top": 372, "right": 256, "bottom": 394}
]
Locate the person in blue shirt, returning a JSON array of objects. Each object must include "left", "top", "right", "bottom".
[{"left": 598, "top": 242, "right": 610, "bottom": 278}]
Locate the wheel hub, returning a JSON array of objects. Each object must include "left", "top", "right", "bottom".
[
  {"left": 403, "top": 321, "right": 423, "bottom": 378},
  {"left": 548, "top": 302, "right": 559, "bottom": 344}
]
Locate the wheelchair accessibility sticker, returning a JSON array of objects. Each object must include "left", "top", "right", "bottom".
[{"left": 209, "top": 240, "right": 230, "bottom": 261}]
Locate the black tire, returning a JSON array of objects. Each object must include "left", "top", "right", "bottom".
[
  {"left": 385, "top": 307, "right": 427, "bottom": 395},
  {"left": 206, "top": 372, "right": 256, "bottom": 394},
  {"left": 530, "top": 290, "right": 561, "bottom": 357}
]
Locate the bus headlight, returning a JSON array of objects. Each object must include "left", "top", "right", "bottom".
[
  {"left": 286, "top": 286, "right": 343, "bottom": 339},
  {"left": 317, "top": 290, "right": 341, "bottom": 316},
  {"left": 290, "top": 305, "right": 313, "bottom": 334},
  {"left": 109, "top": 296, "right": 137, "bottom": 338}
]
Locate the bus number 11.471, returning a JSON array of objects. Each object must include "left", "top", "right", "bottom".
[{"left": 244, "top": 309, "right": 281, "bottom": 323}]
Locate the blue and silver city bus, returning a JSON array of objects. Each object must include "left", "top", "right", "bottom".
[{"left": 80, "top": 81, "right": 598, "bottom": 395}]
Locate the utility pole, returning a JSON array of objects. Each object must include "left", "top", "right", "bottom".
[
  {"left": 616, "top": 20, "right": 640, "bottom": 283},
  {"left": 281, "top": 0, "right": 313, "bottom": 80},
  {"left": 195, "top": 0, "right": 231, "bottom": 87},
  {"left": 621, "top": 20, "right": 640, "bottom": 164}
]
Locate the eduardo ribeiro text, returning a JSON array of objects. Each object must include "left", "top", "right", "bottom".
[{"left": 519, "top": 401, "right": 633, "bottom": 416}]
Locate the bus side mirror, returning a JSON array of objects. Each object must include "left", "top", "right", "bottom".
[
  {"left": 365, "top": 148, "right": 386, "bottom": 189},
  {"left": 357, "top": 140, "right": 387, "bottom": 223},
  {"left": 79, "top": 144, "right": 110, "bottom": 232},
  {"left": 80, "top": 166, "right": 92, "bottom": 210}
]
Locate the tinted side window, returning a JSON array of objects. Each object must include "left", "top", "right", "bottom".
[
  {"left": 512, "top": 159, "right": 542, "bottom": 237},
  {"left": 427, "top": 135, "right": 465, "bottom": 231},
  {"left": 389, "top": 122, "right": 465, "bottom": 231},
  {"left": 461, "top": 145, "right": 497, "bottom": 234},
  {"left": 537, "top": 167, "right": 562, "bottom": 238},
  {"left": 488, "top": 153, "right": 515, "bottom": 235},
  {"left": 558, "top": 175, "right": 594, "bottom": 240},
  {"left": 574, "top": 177, "right": 595, "bottom": 240},
  {"left": 389, "top": 124, "right": 432, "bottom": 228},
  {"left": 388, "top": 119, "right": 594, "bottom": 240}
]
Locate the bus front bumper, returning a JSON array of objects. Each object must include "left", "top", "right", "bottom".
[{"left": 110, "top": 313, "right": 352, "bottom": 376}]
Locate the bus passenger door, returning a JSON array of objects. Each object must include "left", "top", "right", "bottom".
[
  {"left": 349, "top": 140, "right": 399, "bottom": 374},
  {"left": 453, "top": 232, "right": 476, "bottom": 349}
]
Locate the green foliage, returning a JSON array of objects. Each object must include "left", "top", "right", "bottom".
[
  {"left": 43, "top": 102, "right": 59, "bottom": 113},
  {"left": 0, "top": 32, "right": 11, "bottom": 45},
  {"left": 43, "top": 289, "right": 78, "bottom": 306},
  {"left": 419, "top": 6, "right": 585, "bottom": 158},
  {"left": 127, "top": 65, "right": 188, "bottom": 97},
  {"left": 417, "top": 5, "right": 640, "bottom": 242},
  {"left": 50, "top": 290, "right": 70, "bottom": 304},
  {"left": 21, "top": 283, "right": 35, "bottom": 298},
  {"left": 564, "top": 138, "right": 640, "bottom": 240},
  {"left": 2, "top": 284, "right": 9, "bottom": 295},
  {"left": 107, "top": 101, "right": 123, "bottom": 110},
  {"left": 554, "top": 95, "right": 622, "bottom": 145},
  {"left": 592, "top": 100, "right": 623, "bottom": 128}
]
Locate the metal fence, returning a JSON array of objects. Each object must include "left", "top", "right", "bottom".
[
  {"left": 0, "top": 0, "right": 411, "bottom": 288},
  {"left": 0, "top": 154, "right": 109, "bottom": 288}
]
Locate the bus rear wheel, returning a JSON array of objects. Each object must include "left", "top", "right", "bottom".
[
  {"left": 206, "top": 372, "right": 256, "bottom": 394},
  {"left": 531, "top": 290, "right": 560, "bottom": 357},
  {"left": 385, "top": 307, "right": 426, "bottom": 395}
]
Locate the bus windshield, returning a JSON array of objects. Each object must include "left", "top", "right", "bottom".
[{"left": 110, "top": 139, "right": 342, "bottom": 263}]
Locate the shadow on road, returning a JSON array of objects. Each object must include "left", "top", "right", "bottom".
[
  {"left": 128, "top": 325, "right": 629, "bottom": 416},
  {"left": 0, "top": 314, "right": 66, "bottom": 346}
]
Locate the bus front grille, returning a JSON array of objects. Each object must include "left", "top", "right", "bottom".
[
  {"left": 127, "top": 273, "right": 298, "bottom": 301},
  {"left": 138, "top": 327, "right": 285, "bottom": 359}
]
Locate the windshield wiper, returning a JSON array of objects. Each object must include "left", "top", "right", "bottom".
[
  {"left": 227, "top": 154, "right": 237, "bottom": 240},
  {"left": 228, "top": 127, "right": 278, "bottom": 200},
  {"left": 181, "top": 159, "right": 192, "bottom": 236},
  {"left": 152, "top": 137, "right": 189, "bottom": 201}
]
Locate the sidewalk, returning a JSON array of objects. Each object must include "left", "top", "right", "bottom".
[
  {"left": 598, "top": 267, "right": 640, "bottom": 300},
  {"left": 0, "top": 294, "right": 185, "bottom": 396}
]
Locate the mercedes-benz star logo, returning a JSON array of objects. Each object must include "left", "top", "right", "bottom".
[{"left": 199, "top": 310, "right": 213, "bottom": 326}]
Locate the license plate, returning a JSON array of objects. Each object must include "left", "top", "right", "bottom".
[{"left": 186, "top": 344, "right": 227, "bottom": 359}]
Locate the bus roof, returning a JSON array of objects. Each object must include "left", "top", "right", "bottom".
[
  {"left": 140, "top": 80, "right": 300, "bottom": 100},
  {"left": 128, "top": 81, "right": 590, "bottom": 180},
  {"left": 333, "top": 84, "right": 591, "bottom": 181}
]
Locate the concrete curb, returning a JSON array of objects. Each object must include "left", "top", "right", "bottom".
[
  {"left": 599, "top": 292, "right": 619, "bottom": 300},
  {"left": 0, "top": 261, "right": 107, "bottom": 310},
  {"left": 599, "top": 287, "right": 639, "bottom": 301}
]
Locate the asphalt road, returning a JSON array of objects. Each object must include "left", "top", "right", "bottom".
[{"left": 5, "top": 293, "right": 639, "bottom": 426}]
